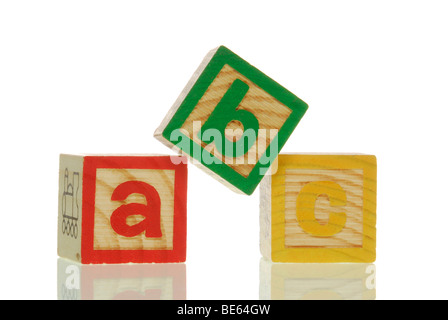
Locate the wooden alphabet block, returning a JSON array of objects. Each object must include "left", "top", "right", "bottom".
[
  {"left": 58, "top": 154, "right": 188, "bottom": 264},
  {"left": 260, "top": 259, "right": 376, "bottom": 300},
  {"left": 57, "top": 258, "right": 186, "bottom": 300},
  {"left": 155, "top": 46, "right": 308, "bottom": 195},
  {"left": 260, "top": 154, "right": 377, "bottom": 263}
]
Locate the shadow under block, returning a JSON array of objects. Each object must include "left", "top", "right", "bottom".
[
  {"left": 154, "top": 46, "right": 308, "bottom": 195},
  {"left": 260, "top": 154, "right": 377, "bottom": 263},
  {"left": 57, "top": 154, "right": 188, "bottom": 264}
]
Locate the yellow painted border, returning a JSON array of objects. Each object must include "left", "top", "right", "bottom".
[{"left": 271, "top": 154, "right": 377, "bottom": 263}]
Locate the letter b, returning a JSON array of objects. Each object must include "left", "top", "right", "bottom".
[{"left": 199, "top": 79, "right": 259, "bottom": 158}]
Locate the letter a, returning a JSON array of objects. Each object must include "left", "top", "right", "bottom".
[{"left": 110, "top": 181, "right": 162, "bottom": 238}]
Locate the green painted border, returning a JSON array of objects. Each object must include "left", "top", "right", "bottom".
[{"left": 162, "top": 46, "right": 308, "bottom": 195}]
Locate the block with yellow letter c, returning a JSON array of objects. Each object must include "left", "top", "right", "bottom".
[
  {"left": 57, "top": 154, "right": 187, "bottom": 264},
  {"left": 260, "top": 154, "right": 377, "bottom": 263}
]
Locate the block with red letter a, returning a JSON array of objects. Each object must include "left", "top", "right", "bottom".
[{"left": 57, "top": 154, "right": 187, "bottom": 264}]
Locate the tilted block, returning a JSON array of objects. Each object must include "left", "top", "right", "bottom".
[
  {"left": 259, "top": 259, "right": 376, "bottom": 300},
  {"left": 155, "top": 46, "right": 308, "bottom": 195},
  {"left": 58, "top": 154, "right": 187, "bottom": 264},
  {"left": 260, "top": 154, "right": 377, "bottom": 263},
  {"left": 57, "top": 258, "right": 186, "bottom": 300}
]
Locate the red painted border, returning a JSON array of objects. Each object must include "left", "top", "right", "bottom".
[{"left": 81, "top": 156, "right": 187, "bottom": 264}]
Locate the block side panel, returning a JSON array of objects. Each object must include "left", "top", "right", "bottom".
[
  {"left": 259, "top": 175, "right": 272, "bottom": 260},
  {"left": 58, "top": 154, "right": 84, "bottom": 263}
]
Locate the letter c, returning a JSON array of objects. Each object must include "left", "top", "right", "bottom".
[{"left": 296, "top": 181, "right": 347, "bottom": 237}]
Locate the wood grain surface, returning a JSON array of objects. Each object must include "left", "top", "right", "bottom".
[
  {"left": 284, "top": 169, "right": 364, "bottom": 248},
  {"left": 93, "top": 168, "right": 175, "bottom": 251},
  {"left": 180, "top": 64, "right": 291, "bottom": 177},
  {"left": 261, "top": 154, "right": 377, "bottom": 263}
]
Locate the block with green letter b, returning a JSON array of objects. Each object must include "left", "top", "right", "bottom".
[{"left": 155, "top": 46, "right": 308, "bottom": 195}]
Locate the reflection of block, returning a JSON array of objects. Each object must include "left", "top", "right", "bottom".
[
  {"left": 260, "top": 259, "right": 376, "bottom": 300},
  {"left": 155, "top": 46, "right": 308, "bottom": 195},
  {"left": 57, "top": 258, "right": 186, "bottom": 300},
  {"left": 260, "top": 154, "right": 376, "bottom": 263},
  {"left": 58, "top": 154, "right": 188, "bottom": 264}
]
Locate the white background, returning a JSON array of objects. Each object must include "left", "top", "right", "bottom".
[{"left": 1, "top": 0, "right": 447, "bottom": 300}]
